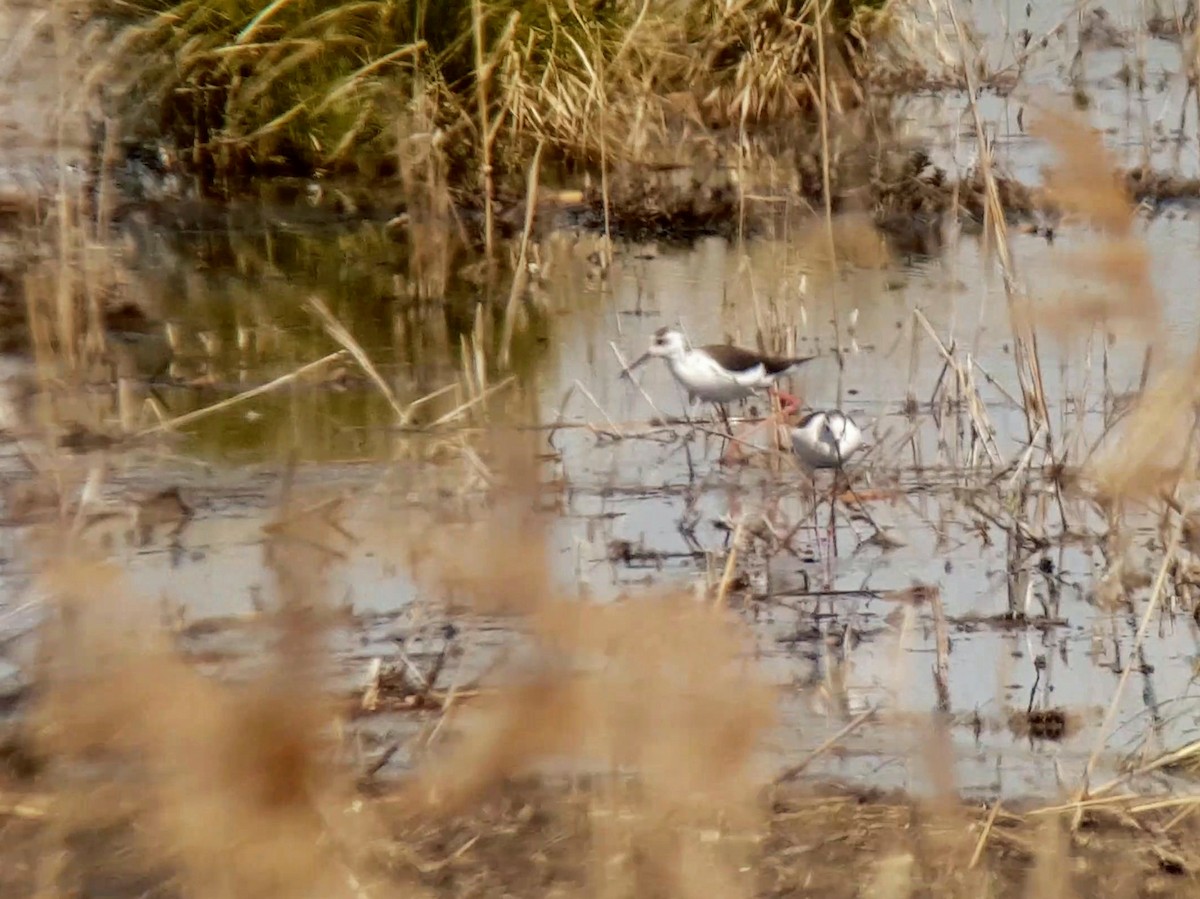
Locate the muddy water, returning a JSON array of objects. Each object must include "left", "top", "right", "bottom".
[{"left": 5, "top": 0, "right": 1200, "bottom": 800}]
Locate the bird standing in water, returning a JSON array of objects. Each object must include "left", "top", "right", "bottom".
[
  {"left": 623, "top": 327, "right": 813, "bottom": 424},
  {"left": 789, "top": 410, "right": 865, "bottom": 471}
]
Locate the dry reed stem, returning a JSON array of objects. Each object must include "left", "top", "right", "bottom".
[
  {"left": 813, "top": 0, "right": 845, "bottom": 406},
  {"left": 928, "top": 587, "right": 950, "bottom": 710},
  {"left": 427, "top": 375, "right": 516, "bottom": 428},
  {"left": 714, "top": 518, "right": 748, "bottom": 606},
  {"left": 573, "top": 378, "right": 625, "bottom": 437},
  {"left": 306, "top": 296, "right": 408, "bottom": 424},
  {"left": 968, "top": 799, "right": 1003, "bottom": 869},
  {"left": 1073, "top": 483, "right": 1193, "bottom": 826},
  {"left": 611, "top": 341, "right": 669, "bottom": 421},
  {"left": 138, "top": 350, "right": 347, "bottom": 436},
  {"left": 774, "top": 705, "right": 877, "bottom": 783},
  {"left": 914, "top": 309, "right": 1002, "bottom": 466},
  {"left": 499, "top": 140, "right": 546, "bottom": 368},
  {"left": 472, "top": 0, "right": 496, "bottom": 265}
]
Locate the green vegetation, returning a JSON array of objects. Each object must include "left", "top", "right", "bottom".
[{"left": 91, "top": 0, "right": 892, "bottom": 187}]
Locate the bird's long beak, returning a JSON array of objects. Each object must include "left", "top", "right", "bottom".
[{"left": 620, "top": 351, "right": 652, "bottom": 380}]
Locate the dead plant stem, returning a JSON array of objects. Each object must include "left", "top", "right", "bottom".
[
  {"left": 307, "top": 296, "right": 408, "bottom": 424},
  {"left": 946, "top": 0, "right": 1051, "bottom": 453},
  {"left": 813, "top": 0, "right": 844, "bottom": 406},
  {"left": 499, "top": 140, "right": 546, "bottom": 367},
  {"left": 471, "top": 0, "right": 495, "bottom": 265},
  {"left": 138, "top": 351, "right": 347, "bottom": 436},
  {"left": 1072, "top": 488, "right": 1193, "bottom": 827}
]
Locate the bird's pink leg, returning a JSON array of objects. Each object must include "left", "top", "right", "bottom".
[{"left": 773, "top": 387, "right": 800, "bottom": 415}]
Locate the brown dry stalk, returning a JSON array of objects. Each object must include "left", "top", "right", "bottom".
[
  {"left": 31, "top": 536, "right": 360, "bottom": 899},
  {"left": 1073, "top": 483, "right": 1193, "bottom": 824},
  {"left": 499, "top": 140, "right": 546, "bottom": 368},
  {"left": 472, "top": 0, "right": 496, "bottom": 265},
  {"left": 306, "top": 296, "right": 407, "bottom": 424},
  {"left": 137, "top": 350, "right": 347, "bottom": 436},
  {"left": 813, "top": 0, "right": 845, "bottom": 406}
]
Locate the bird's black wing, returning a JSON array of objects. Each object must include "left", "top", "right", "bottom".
[
  {"left": 762, "top": 353, "right": 815, "bottom": 376},
  {"left": 701, "top": 344, "right": 815, "bottom": 375}
]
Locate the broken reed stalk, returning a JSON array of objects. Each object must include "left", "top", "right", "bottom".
[
  {"left": 138, "top": 350, "right": 347, "bottom": 436},
  {"left": 610, "top": 341, "right": 669, "bottom": 421},
  {"left": 427, "top": 375, "right": 515, "bottom": 428},
  {"left": 714, "top": 517, "right": 748, "bottom": 606},
  {"left": 928, "top": 586, "right": 951, "bottom": 711},
  {"left": 775, "top": 705, "right": 877, "bottom": 783},
  {"left": 572, "top": 378, "right": 625, "bottom": 436},
  {"left": 306, "top": 296, "right": 408, "bottom": 424},
  {"left": 594, "top": 35, "right": 613, "bottom": 254},
  {"left": 914, "top": 308, "right": 1003, "bottom": 466},
  {"left": 499, "top": 139, "right": 546, "bottom": 368},
  {"left": 968, "top": 799, "right": 1004, "bottom": 869}
]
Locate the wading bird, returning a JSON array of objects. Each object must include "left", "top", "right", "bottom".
[
  {"left": 623, "top": 327, "right": 813, "bottom": 424},
  {"left": 789, "top": 410, "right": 866, "bottom": 471}
]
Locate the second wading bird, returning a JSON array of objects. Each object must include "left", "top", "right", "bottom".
[
  {"left": 789, "top": 410, "right": 866, "bottom": 471},
  {"left": 623, "top": 327, "right": 814, "bottom": 426}
]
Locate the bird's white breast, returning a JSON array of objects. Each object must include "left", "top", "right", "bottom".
[{"left": 668, "top": 352, "right": 767, "bottom": 402}]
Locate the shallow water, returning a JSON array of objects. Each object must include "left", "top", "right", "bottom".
[{"left": 4, "top": 0, "right": 1200, "bottom": 800}]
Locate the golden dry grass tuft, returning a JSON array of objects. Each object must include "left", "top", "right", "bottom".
[
  {"left": 28, "top": 494, "right": 363, "bottom": 898},
  {"left": 10, "top": 427, "right": 775, "bottom": 898},
  {"left": 1006, "top": 108, "right": 1200, "bottom": 503},
  {"left": 1023, "top": 108, "right": 1158, "bottom": 342},
  {"left": 1085, "top": 366, "right": 1200, "bottom": 501},
  {"left": 793, "top": 211, "right": 893, "bottom": 270},
  {"left": 402, "top": 595, "right": 775, "bottom": 899},
  {"left": 395, "top": 443, "right": 776, "bottom": 898}
]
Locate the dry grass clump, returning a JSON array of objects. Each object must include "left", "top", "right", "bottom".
[
  {"left": 26, "top": 493, "right": 363, "bottom": 898},
  {"left": 1085, "top": 365, "right": 1200, "bottom": 502},
  {"left": 1023, "top": 108, "right": 1159, "bottom": 343},
  {"left": 674, "top": 0, "right": 887, "bottom": 128},
  {"left": 1012, "top": 112, "right": 1199, "bottom": 503},
  {"left": 8, "top": 440, "right": 775, "bottom": 897},
  {"left": 88, "top": 0, "right": 897, "bottom": 186},
  {"left": 380, "top": 460, "right": 774, "bottom": 899}
]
